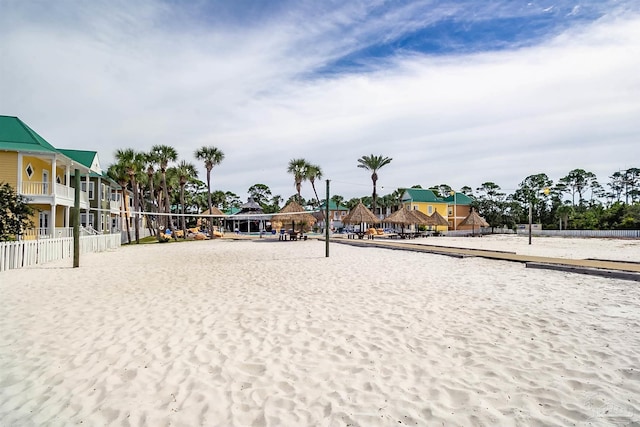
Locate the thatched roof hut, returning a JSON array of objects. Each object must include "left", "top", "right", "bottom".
[
  {"left": 429, "top": 211, "right": 450, "bottom": 227},
  {"left": 459, "top": 209, "right": 489, "bottom": 235},
  {"left": 342, "top": 201, "right": 380, "bottom": 225},
  {"left": 201, "top": 206, "right": 225, "bottom": 216},
  {"left": 274, "top": 201, "right": 317, "bottom": 232},
  {"left": 383, "top": 206, "right": 422, "bottom": 227}
]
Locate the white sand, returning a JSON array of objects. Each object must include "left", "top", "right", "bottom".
[
  {"left": 396, "top": 234, "right": 640, "bottom": 262},
  {"left": 1, "top": 236, "right": 639, "bottom": 426}
]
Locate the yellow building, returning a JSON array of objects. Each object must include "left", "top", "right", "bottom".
[
  {"left": 0, "top": 116, "right": 91, "bottom": 238},
  {"left": 401, "top": 188, "right": 451, "bottom": 232}
]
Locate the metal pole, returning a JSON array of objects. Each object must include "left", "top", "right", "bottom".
[
  {"left": 73, "top": 169, "right": 80, "bottom": 267},
  {"left": 528, "top": 202, "right": 532, "bottom": 245},
  {"left": 325, "top": 179, "right": 330, "bottom": 257}
]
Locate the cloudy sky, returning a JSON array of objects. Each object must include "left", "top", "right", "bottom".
[{"left": 2, "top": 0, "right": 639, "bottom": 202}]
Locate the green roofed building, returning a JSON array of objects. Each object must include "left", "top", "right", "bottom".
[
  {"left": 58, "top": 149, "right": 126, "bottom": 234},
  {"left": 0, "top": 115, "right": 92, "bottom": 239},
  {"left": 401, "top": 187, "right": 473, "bottom": 231}
]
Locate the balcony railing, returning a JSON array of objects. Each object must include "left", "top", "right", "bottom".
[
  {"left": 20, "top": 181, "right": 51, "bottom": 196},
  {"left": 22, "top": 227, "right": 74, "bottom": 239},
  {"left": 20, "top": 181, "right": 87, "bottom": 203}
]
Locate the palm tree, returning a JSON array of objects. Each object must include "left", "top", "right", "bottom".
[
  {"left": 195, "top": 146, "right": 225, "bottom": 234},
  {"left": 175, "top": 161, "right": 198, "bottom": 237},
  {"left": 287, "top": 158, "right": 308, "bottom": 202},
  {"left": 305, "top": 163, "right": 325, "bottom": 219},
  {"left": 107, "top": 163, "right": 131, "bottom": 244},
  {"left": 357, "top": 154, "right": 392, "bottom": 214},
  {"left": 115, "top": 149, "right": 144, "bottom": 243},
  {"left": 144, "top": 151, "right": 161, "bottom": 238},
  {"left": 151, "top": 144, "right": 178, "bottom": 234}
]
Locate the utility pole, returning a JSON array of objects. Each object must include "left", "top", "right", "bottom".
[
  {"left": 325, "top": 180, "right": 330, "bottom": 257},
  {"left": 73, "top": 169, "right": 80, "bottom": 267}
]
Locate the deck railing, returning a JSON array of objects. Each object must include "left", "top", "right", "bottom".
[{"left": 0, "top": 234, "right": 121, "bottom": 272}]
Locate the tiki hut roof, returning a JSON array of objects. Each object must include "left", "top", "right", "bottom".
[
  {"left": 459, "top": 209, "right": 489, "bottom": 227},
  {"left": 409, "top": 209, "right": 434, "bottom": 226},
  {"left": 274, "top": 201, "right": 317, "bottom": 225},
  {"left": 429, "top": 211, "right": 451, "bottom": 227},
  {"left": 383, "top": 206, "right": 421, "bottom": 225},
  {"left": 342, "top": 201, "right": 380, "bottom": 224},
  {"left": 201, "top": 206, "right": 225, "bottom": 216}
]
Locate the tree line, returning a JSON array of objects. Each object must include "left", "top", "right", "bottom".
[
  {"left": 2, "top": 149, "right": 637, "bottom": 242},
  {"left": 108, "top": 143, "right": 638, "bottom": 239}
]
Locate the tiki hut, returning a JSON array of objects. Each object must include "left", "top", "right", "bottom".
[
  {"left": 459, "top": 209, "right": 490, "bottom": 236},
  {"left": 342, "top": 201, "right": 380, "bottom": 232},
  {"left": 275, "top": 201, "right": 317, "bottom": 233},
  {"left": 429, "top": 211, "right": 450, "bottom": 228},
  {"left": 383, "top": 206, "right": 422, "bottom": 234},
  {"left": 199, "top": 206, "right": 226, "bottom": 236}
]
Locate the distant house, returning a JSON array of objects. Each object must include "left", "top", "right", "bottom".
[
  {"left": 400, "top": 188, "right": 450, "bottom": 232},
  {"left": 441, "top": 192, "right": 473, "bottom": 231},
  {"left": 0, "top": 116, "right": 91, "bottom": 239},
  {"left": 59, "top": 149, "right": 124, "bottom": 234},
  {"left": 315, "top": 200, "right": 349, "bottom": 231}
]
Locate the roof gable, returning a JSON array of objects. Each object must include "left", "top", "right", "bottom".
[
  {"left": 403, "top": 188, "right": 443, "bottom": 203},
  {"left": 58, "top": 149, "right": 102, "bottom": 173},
  {"left": 0, "top": 115, "right": 59, "bottom": 153}
]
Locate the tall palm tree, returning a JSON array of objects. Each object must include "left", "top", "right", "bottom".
[
  {"left": 115, "top": 149, "right": 144, "bottom": 243},
  {"left": 144, "top": 151, "right": 161, "bottom": 238},
  {"left": 287, "top": 158, "right": 308, "bottom": 202},
  {"left": 151, "top": 144, "right": 178, "bottom": 234},
  {"left": 357, "top": 154, "right": 392, "bottom": 214},
  {"left": 175, "top": 161, "right": 198, "bottom": 237},
  {"left": 305, "top": 163, "right": 323, "bottom": 205},
  {"left": 107, "top": 163, "right": 131, "bottom": 244},
  {"left": 194, "top": 146, "right": 225, "bottom": 233}
]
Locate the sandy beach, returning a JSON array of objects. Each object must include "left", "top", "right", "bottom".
[{"left": 1, "top": 236, "right": 639, "bottom": 426}]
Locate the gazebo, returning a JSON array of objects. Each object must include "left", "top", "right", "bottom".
[{"left": 230, "top": 198, "right": 269, "bottom": 233}]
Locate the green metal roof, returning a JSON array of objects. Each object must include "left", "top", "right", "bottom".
[
  {"left": 0, "top": 115, "right": 60, "bottom": 153},
  {"left": 58, "top": 149, "right": 97, "bottom": 169},
  {"left": 319, "top": 200, "right": 349, "bottom": 211},
  {"left": 403, "top": 188, "right": 442, "bottom": 203},
  {"left": 442, "top": 192, "right": 473, "bottom": 205}
]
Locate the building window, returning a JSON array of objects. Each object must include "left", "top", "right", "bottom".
[
  {"left": 81, "top": 182, "right": 95, "bottom": 200},
  {"left": 25, "top": 163, "right": 34, "bottom": 179},
  {"left": 80, "top": 213, "right": 94, "bottom": 227},
  {"left": 428, "top": 205, "right": 433, "bottom": 214}
]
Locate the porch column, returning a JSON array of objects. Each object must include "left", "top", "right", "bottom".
[
  {"left": 50, "top": 202, "right": 56, "bottom": 237},
  {"left": 51, "top": 156, "right": 57, "bottom": 197},
  {"left": 85, "top": 174, "right": 91, "bottom": 228},
  {"left": 65, "top": 206, "right": 70, "bottom": 229},
  {"left": 97, "top": 176, "right": 103, "bottom": 232}
]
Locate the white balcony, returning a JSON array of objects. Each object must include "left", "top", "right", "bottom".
[{"left": 20, "top": 181, "right": 88, "bottom": 208}]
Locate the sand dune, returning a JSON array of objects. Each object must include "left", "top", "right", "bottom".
[{"left": 1, "top": 237, "right": 639, "bottom": 426}]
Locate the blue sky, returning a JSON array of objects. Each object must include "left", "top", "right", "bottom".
[{"left": 1, "top": 0, "right": 639, "bottom": 202}]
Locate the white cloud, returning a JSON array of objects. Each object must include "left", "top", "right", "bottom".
[{"left": 1, "top": 1, "right": 638, "bottom": 202}]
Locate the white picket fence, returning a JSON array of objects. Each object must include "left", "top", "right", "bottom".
[{"left": 0, "top": 234, "right": 121, "bottom": 272}]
